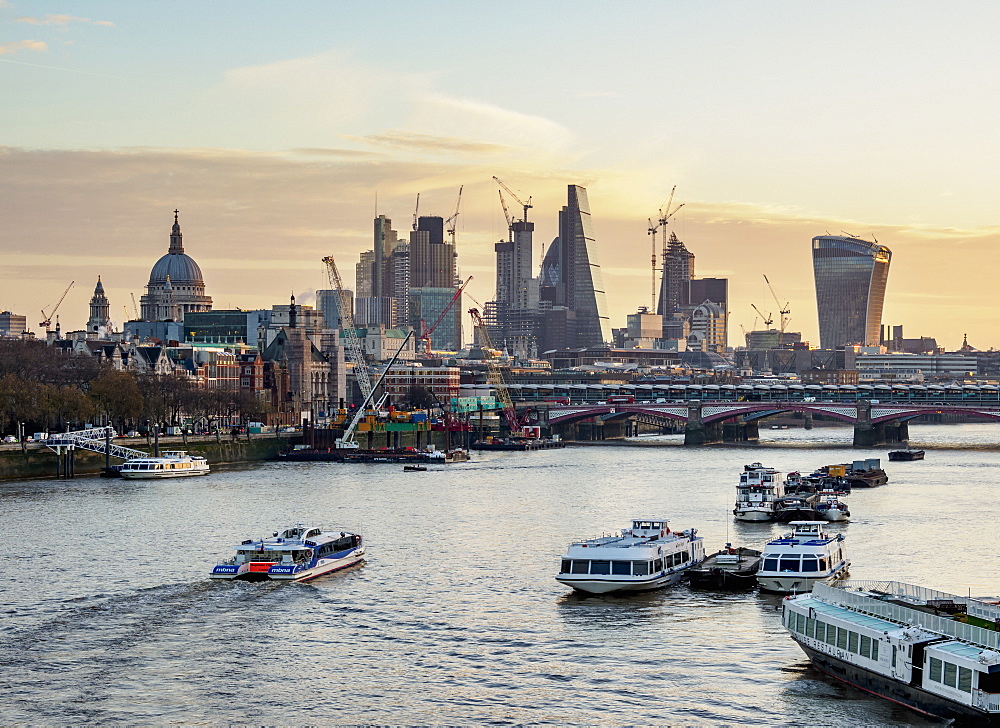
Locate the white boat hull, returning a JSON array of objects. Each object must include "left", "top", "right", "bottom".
[
  {"left": 819, "top": 510, "right": 849, "bottom": 522},
  {"left": 211, "top": 548, "right": 365, "bottom": 581},
  {"left": 757, "top": 564, "right": 849, "bottom": 594},
  {"left": 120, "top": 468, "right": 210, "bottom": 479},
  {"left": 734, "top": 508, "right": 774, "bottom": 522},
  {"left": 556, "top": 569, "right": 687, "bottom": 594}
]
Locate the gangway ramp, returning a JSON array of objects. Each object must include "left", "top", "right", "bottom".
[{"left": 46, "top": 427, "right": 148, "bottom": 460}]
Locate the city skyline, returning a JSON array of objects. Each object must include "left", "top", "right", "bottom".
[{"left": 2, "top": 2, "right": 998, "bottom": 349}]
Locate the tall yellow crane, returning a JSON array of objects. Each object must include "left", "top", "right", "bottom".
[{"left": 469, "top": 307, "right": 522, "bottom": 435}]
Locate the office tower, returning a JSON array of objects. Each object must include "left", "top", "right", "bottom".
[
  {"left": 410, "top": 216, "right": 455, "bottom": 288},
  {"left": 538, "top": 185, "right": 611, "bottom": 347},
  {"left": 409, "top": 287, "right": 462, "bottom": 350},
  {"left": 316, "top": 288, "right": 353, "bottom": 330},
  {"left": 688, "top": 301, "right": 726, "bottom": 353},
  {"left": 355, "top": 250, "right": 375, "bottom": 298},
  {"left": 689, "top": 277, "right": 728, "bottom": 349},
  {"left": 812, "top": 235, "right": 892, "bottom": 349},
  {"left": 657, "top": 232, "right": 695, "bottom": 318}
]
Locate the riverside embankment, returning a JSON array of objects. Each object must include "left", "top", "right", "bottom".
[{"left": 0, "top": 434, "right": 295, "bottom": 480}]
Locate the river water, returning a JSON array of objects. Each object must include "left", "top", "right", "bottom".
[{"left": 2, "top": 423, "right": 998, "bottom": 724}]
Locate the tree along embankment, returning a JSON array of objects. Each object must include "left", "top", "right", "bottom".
[{"left": 0, "top": 435, "right": 295, "bottom": 481}]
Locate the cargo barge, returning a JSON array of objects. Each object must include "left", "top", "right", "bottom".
[{"left": 276, "top": 447, "right": 470, "bottom": 464}]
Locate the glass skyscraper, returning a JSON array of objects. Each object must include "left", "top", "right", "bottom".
[{"left": 812, "top": 235, "right": 891, "bottom": 349}]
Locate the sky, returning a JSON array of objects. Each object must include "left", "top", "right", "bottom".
[{"left": 2, "top": 0, "right": 999, "bottom": 349}]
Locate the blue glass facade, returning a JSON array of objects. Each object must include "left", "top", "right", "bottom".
[{"left": 812, "top": 236, "right": 891, "bottom": 349}]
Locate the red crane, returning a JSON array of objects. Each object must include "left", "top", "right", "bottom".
[{"left": 419, "top": 276, "right": 473, "bottom": 356}]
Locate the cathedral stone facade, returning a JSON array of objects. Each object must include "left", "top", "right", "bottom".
[{"left": 140, "top": 211, "right": 212, "bottom": 322}]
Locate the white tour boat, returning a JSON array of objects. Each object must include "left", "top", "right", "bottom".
[
  {"left": 756, "top": 521, "right": 849, "bottom": 593},
  {"left": 733, "top": 462, "right": 785, "bottom": 521},
  {"left": 555, "top": 518, "right": 705, "bottom": 594},
  {"left": 210, "top": 525, "right": 365, "bottom": 582},
  {"left": 783, "top": 580, "right": 1000, "bottom": 724},
  {"left": 119, "top": 451, "right": 210, "bottom": 479}
]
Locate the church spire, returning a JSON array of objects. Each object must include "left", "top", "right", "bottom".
[{"left": 169, "top": 209, "right": 184, "bottom": 254}]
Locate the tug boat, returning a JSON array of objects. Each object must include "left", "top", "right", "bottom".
[
  {"left": 773, "top": 493, "right": 821, "bottom": 523},
  {"left": 815, "top": 493, "right": 851, "bottom": 522},
  {"left": 687, "top": 545, "right": 762, "bottom": 590},
  {"left": 555, "top": 518, "right": 705, "bottom": 594},
  {"left": 783, "top": 580, "right": 1000, "bottom": 724},
  {"left": 210, "top": 525, "right": 364, "bottom": 582},
  {"left": 733, "top": 463, "right": 785, "bottom": 522},
  {"left": 119, "top": 451, "right": 210, "bottom": 479},
  {"left": 756, "top": 521, "right": 849, "bottom": 593}
]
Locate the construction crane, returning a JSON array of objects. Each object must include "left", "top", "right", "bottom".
[
  {"left": 493, "top": 176, "right": 531, "bottom": 222},
  {"left": 648, "top": 186, "right": 685, "bottom": 310},
  {"left": 444, "top": 185, "right": 463, "bottom": 245},
  {"left": 130, "top": 293, "right": 140, "bottom": 320},
  {"left": 39, "top": 281, "right": 74, "bottom": 331},
  {"left": 469, "top": 307, "right": 523, "bottom": 435},
  {"left": 497, "top": 190, "right": 513, "bottom": 240},
  {"left": 751, "top": 303, "right": 773, "bottom": 329},
  {"left": 419, "top": 276, "right": 473, "bottom": 356},
  {"left": 763, "top": 274, "right": 791, "bottom": 334},
  {"left": 322, "top": 255, "right": 373, "bottom": 406},
  {"left": 411, "top": 192, "right": 421, "bottom": 231}
]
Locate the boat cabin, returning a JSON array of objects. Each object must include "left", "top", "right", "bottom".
[{"left": 631, "top": 519, "right": 670, "bottom": 538}]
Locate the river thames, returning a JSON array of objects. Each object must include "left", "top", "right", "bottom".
[{"left": 2, "top": 423, "right": 998, "bottom": 724}]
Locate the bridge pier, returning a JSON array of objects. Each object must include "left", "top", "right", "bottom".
[
  {"left": 684, "top": 402, "right": 723, "bottom": 445},
  {"left": 722, "top": 417, "right": 759, "bottom": 443}
]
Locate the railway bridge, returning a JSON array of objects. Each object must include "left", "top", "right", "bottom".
[{"left": 527, "top": 401, "right": 1000, "bottom": 446}]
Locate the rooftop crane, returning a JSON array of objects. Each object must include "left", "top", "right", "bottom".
[
  {"left": 497, "top": 190, "right": 513, "bottom": 240},
  {"left": 648, "top": 186, "right": 685, "bottom": 310},
  {"left": 444, "top": 185, "right": 463, "bottom": 245},
  {"left": 130, "top": 293, "right": 140, "bottom": 320},
  {"left": 411, "top": 192, "right": 421, "bottom": 231},
  {"left": 751, "top": 303, "right": 773, "bottom": 329},
  {"left": 39, "top": 280, "right": 74, "bottom": 331},
  {"left": 492, "top": 176, "right": 532, "bottom": 222},
  {"left": 762, "top": 274, "right": 791, "bottom": 334},
  {"left": 419, "top": 275, "right": 473, "bottom": 356},
  {"left": 468, "top": 307, "right": 524, "bottom": 436}
]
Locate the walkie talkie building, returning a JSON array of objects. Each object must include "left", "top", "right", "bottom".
[{"left": 812, "top": 235, "right": 891, "bottom": 350}]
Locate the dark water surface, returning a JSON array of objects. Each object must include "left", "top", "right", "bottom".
[{"left": 2, "top": 423, "right": 997, "bottom": 724}]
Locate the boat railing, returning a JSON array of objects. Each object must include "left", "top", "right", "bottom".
[
  {"left": 972, "top": 689, "right": 1000, "bottom": 712},
  {"left": 814, "top": 582, "right": 1000, "bottom": 649}
]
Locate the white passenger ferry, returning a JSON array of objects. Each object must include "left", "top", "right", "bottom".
[
  {"left": 733, "top": 463, "right": 785, "bottom": 521},
  {"left": 210, "top": 525, "right": 365, "bottom": 582},
  {"left": 783, "top": 581, "right": 1000, "bottom": 724},
  {"left": 119, "top": 451, "right": 210, "bottom": 479},
  {"left": 555, "top": 518, "right": 705, "bottom": 594},
  {"left": 756, "top": 521, "right": 849, "bottom": 593}
]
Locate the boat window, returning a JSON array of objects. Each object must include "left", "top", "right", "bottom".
[
  {"left": 653, "top": 558, "right": 663, "bottom": 572},
  {"left": 305, "top": 529, "right": 321, "bottom": 539},
  {"left": 590, "top": 560, "right": 611, "bottom": 575},
  {"left": 978, "top": 670, "right": 1000, "bottom": 693},
  {"left": 824, "top": 625, "right": 837, "bottom": 647},
  {"left": 871, "top": 639, "right": 878, "bottom": 661},
  {"left": 806, "top": 617, "right": 816, "bottom": 638},
  {"left": 779, "top": 558, "right": 800, "bottom": 572},
  {"left": 892, "top": 645, "right": 897, "bottom": 668},
  {"left": 763, "top": 558, "right": 778, "bottom": 571},
  {"left": 860, "top": 635, "right": 872, "bottom": 659},
  {"left": 801, "top": 558, "right": 819, "bottom": 572},
  {"left": 560, "top": 559, "right": 571, "bottom": 573},
  {"left": 819, "top": 559, "right": 828, "bottom": 571},
  {"left": 848, "top": 632, "right": 859, "bottom": 654},
  {"left": 943, "top": 662, "right": 957, "bottom": 688},
  {"left": 929, "top": 657, "right": 943, "bottom": 682},
  {"left": 836, "top": 628, "right": 848, "bottom": 650},
  {"left": 958, "top": 667, "right": 973, "bottom": 693},
  {"left": 632, "top": 561, "right": 649, "bottom": 576},
  {"left": 612, "top": 561, "right": 630, "bottom": 575},
  {"left": 571, "top": 560, "right": 589, "bottom": 574},
  {"left": 795, "top": 612, "right": 806, "bottom": 633},
  {"left": 814, "top": 620, "right": 825, "bottom": 640}
]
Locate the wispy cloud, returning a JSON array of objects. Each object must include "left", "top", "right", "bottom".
[
  {"left": 0, "top": 39, "right": 46, "bottom": 55},
  {"left": 17, "top": 14, "right": 114, "bottom": 26},
  {"left": 349, "top": 131, "right": 512, "bottom": 156}
]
